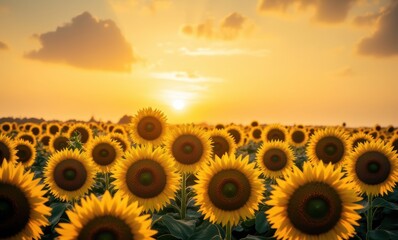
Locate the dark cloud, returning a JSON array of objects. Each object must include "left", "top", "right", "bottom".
[
  {"left": 26, "top": 12, "right": 135, "bottom": 72},
  {"left": 181, "top": 12, "right": 251, "bottom": 41},
  {"left": 357, "top": 1, "right": 398, "bottom": 57},
  {"left": 353, "top": 11, "right": 381, "bottom": 26},
  {"left": 257, "top": 0, "right": 358, "bottom": 23},
  {"left": 0, "top": 41, "right": 8, "bottom": 50}
]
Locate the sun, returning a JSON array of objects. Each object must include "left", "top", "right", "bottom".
[{"left": 172, "top": 99, "right": 185, "bottom": 110}]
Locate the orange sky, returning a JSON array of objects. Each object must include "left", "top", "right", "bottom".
[{"left": 1, "top": 0, "right": 397, "bottom": 127}]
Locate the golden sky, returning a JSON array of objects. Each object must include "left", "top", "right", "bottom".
[{"left": 1, "top": 0, "right": 397, "bottom": 127}]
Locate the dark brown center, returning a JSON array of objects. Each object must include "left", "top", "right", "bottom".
[
  {"left": 315, "top": 136, "right": 345, "bottom": 164},
  {"left": 78, "top": 215, "right": 133, "bottom": 240},
  {"left": 171, "top": 134, "right": 204, "bottom": 165},
  {"left": 92, "top": 143, "right": 117, "bottom": 166},
  {"left": 355, "top": 151, "right": 391, "bottom": 185},
  {"left": 53, "top": 159, "right": 87, "bottom": 191},
  {"left": 263, "top": 148, "right": 288, "bottom": 171},
  {"left": 137, "top": 116, "right": 162, "bottom": 141},
  {"left": 267, "top": 129, "right": 286, "bottom": 142},
  {"left": 16, "top": 144, "right": 33, "bottom": 164},
  {"left": 211, "top": 136, "right": 230, "bottom": 158}
]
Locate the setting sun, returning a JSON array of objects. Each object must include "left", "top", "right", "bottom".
[{"left": 172, "top": 99, "right": 185, "bottom": 111}]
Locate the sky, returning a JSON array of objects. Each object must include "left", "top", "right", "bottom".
[{"left": 0, "top": 0, "right": 397, "bottom": 127}]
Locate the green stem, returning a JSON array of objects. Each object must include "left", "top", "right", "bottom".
[
  {"left": 225, "top": 222, "right": 232, "bottom": 240},
  {"left": 105, "top": 172, "right": 110, "bottom": 191},
  {"left": 366, "top": 194, "right": 374, "bottom": 240},
  {"left": 180, "top": 173, "right": 187, "bottom": 219}
]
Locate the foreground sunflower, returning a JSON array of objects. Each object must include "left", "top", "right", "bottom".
[
  {"left": 86, "top": 136, "right": 123, "bottom": 173},
  {"left": 194, "top": 154, "right": 265, "bottom": 227},
  {"left": 56, "top": 191, "right": 156, "bottom": 240},
  {"left": 0, "top": 160, "right": 51, "bottom": 239},
  {"left": 256, "top": 140, "right": 295, "bottom": 179},
  {"left": 165, "top": 125, "right": 212, "bottom": 173},
  {"left": 307, "top": 127, "right": 349, "bottom": 167},
  {"left": 266, "top": 162, "right": 363, "bottom": 240},
  {"left": 0, "top": 134, "right": 17, "bottom": 164},
  {"left": 263, "top": 124, "right": 288, "bottom": 142},
  {"left": 68, "top": 123, "right": 93, "bottom": 144},
  {"left": 15, "top": 139, "right": 36, "bottom": 168},
  {"left": 345, "top": 140, "right": 398, "bottom": 196},
  {"left": 44, "top": 149, "right": 95, "bottom": 201},
  {"left": 129, "top": 107, "right": 167, "bottom": 146},
  {"left": 209, "top": 129, "right": 237, "bottom": 159},
  {"left": 288, "top": 126, "right": 308, "bottom": 147},
  {"left": 113, "top": 145, "right": 180, "bottom": 212}
]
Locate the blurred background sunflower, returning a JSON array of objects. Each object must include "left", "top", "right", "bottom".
[
  {"left": 15, "top": 139, "right": 36, "bottom": 168},
  {"left": 68, "top": 123, "right": 93, "bottom": 145},
  {"left": 86, "top": 135, "right": 123, "bottom": 173},
  {"left": 226, "top": 124, "right": 244, "bottom": 147},
  {"left": 288, "top": 126, "right": 308, "bottom": 147},
  {"left": 0, "top": 134, "right": 17, "bottom": 164},
  {"left": 49, "top": 134, "right": 70, "bottom": 153},
  {"left": 263, "top": 124, "right": 288, "bottom": 142},
  {"left": 209, "top": 129, "right": 237, "bottom": 159}
]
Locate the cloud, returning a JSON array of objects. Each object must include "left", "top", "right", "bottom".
[
  {"left": 181, "top": 12, "right": 253, "bottom": 40},
  {"left": 0, "top": 41, "right": 8, "bottom": 50},
  {"left": 178, "top": 47, "right": 269, "bottom": 57},
  {"left": 109, "top": 0, "right": 171, "bottom": 14},
  {"left": 353, "top": 11, "right": 382, "bottom": 26},
  {"left": 335, "top": 67, "right": 355, "bottom": 77},
  {"left": 257, "top": 0, "right": 358, "bottom": 23},
  {"left": 26, "top": 12, "right": 135, "bottom": 72},
  {"left": 151, "top": 71, "right": 222, "bottom": 83},
  {"left": 357, "top": 1, "right": 398, "bottom": 57}
]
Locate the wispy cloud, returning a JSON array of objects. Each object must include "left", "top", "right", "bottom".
[
  {"left": 0, "top": 41, "right": 8, "bottom": 50},
  {"left": 178, "top": 47, "right": 269, "bottom": 57},
  {"left": 151, "top": 71, "right": 222, "bottom": 83}
]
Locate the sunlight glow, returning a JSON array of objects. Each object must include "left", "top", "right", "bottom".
[{"left": 172, "top": 99, "right": 185, "bottom": 110}]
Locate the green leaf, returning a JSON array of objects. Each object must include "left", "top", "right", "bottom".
[
  {"left": 241, "top": 235, "right": 271, "bottom": 240},
  {"left": 372, "top": 198, "right": 398, "bottom": 210},
  {"left": 379, "top": 215, "right": 398, "bottom": 230},
  {"left": 368, "top": 230, "right": 398, "bottom": 240},
  {"left": 161, "top": 214, "right": 196, "bottom": 240},
  {"left": 190, "top": 221, "right": 222, "bottom": 240},
  {"left": 255, "top": 211, "right": 269, "bottom": 234},
  {"left": 49, "top": 202, "right": 70, "bottom": 227},
  {"left": 157, "top": 234, "right": 180, "bottom": 240}
]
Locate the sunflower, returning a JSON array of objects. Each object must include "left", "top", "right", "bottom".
[
  {"left": 348, "top": 132, "right": 373, "bottom": 150},
  {"left": 47, "top": 123, "right": 61, "bottom": 135},
  {"left": 266, "top": 162, "right": 363, "bottom": 240},
  {"left": 194, "top": 154, "right": 264, "bottom": 227},
  {"left": 307, "top": 128, "right": 349, "bottom": 167},
  {"left": 44, "top": 149, "right": 95, "bottom": 201},
  {"left": 109, "top": 132, "right": 131, "bottom": 152},
  {"left": 0, "top": 160, "right": 51, "bottom": 239},
  {"left": 1, "top": 122, "right": 12, "bottom": 134},
  {"left": 263, "top": 124, "right": 288, "bottom": 142},
  {"left": 288, "top": 126, "right": 308, "bottom": 147},
  {"left": 49, "top": 134, "right": 70, "bottom": 153},
  {"left": 112, "top": 125, "right": 127, "bottom": 135},
  {"left": 68, "top": 123, "right": 93, "bottom": 144},
  {"left": 345, "top": 140, "right": 398, "bottom": 196},
  {"left": 61, "top": 124, "right": 70, "bottom": 134},
  {"left": 226, "top": 125, "right": 244, "bottom": 146},
  {"left": 388, "top": 133, "right": 398, "bottom": 152},
  {"left": 209, "top": 129, "right": 237, "bottom": 159},
  {"left": 39, "top": 133, "right": 52, "bottom": 148},
  {"left": 164, "top": 125, "right": 212, "bottom": 173},
  {"left": 30, "top": 125, "right": 41, "bottom": 136},
  {"left": 113, "top": 145, "right": 180, "bottom": 212},
  {"left": 256, "top": 140, "right": 295, "bottom": 179},
  {"left": 40, "top": 122, "right": 47, "bottom": 133},
  {"left": 249, "top": 126, "right": 263, "bottom": 143},
  {"left": 15, "top": 140, "right": 36, "bottom": 168},
  {"left": 15, "top": 131, "right": 37, "bottom": 146},
  {"left": 129, "top": 107, "right": 167, "bottom": 146},
  {"left": 56, "top": 191, "right": 156, "bottom": 240},
  {"left": 86, "top": 136, "right": 123, "bottom": 173},
  {"left": 0, "top": 134, "right": 17, "bottom": 164}
]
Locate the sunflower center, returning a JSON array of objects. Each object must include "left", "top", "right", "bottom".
[
  {"left": 111, "top": 137, "right": 127, "bottom": 152},
  {"left": 93, "top": 143, "right": 117, "bottom": 166},
  {"left": 126, "top": 159, "right": 167, "bottom": 198},
  {"left": 267, "top": 129, "right": 285, "bottom": 141},
  {"left": 211, "top": 136, "right": 230, "bottom": 158},
  {"left": 0, "top": 183, "right": 31, "bottom": 238},
  {"left": 139, "top": 171, "right": 153, "bottom": 186},
  {"left": 228, "top": 129, "right": 241, "bottom": 144},
  {"left": 208, "top": 169, "right": 251, "bottom": 211},
  {"left": 50, "top": 125, "right": 59, "bottom": 135},
  {"left": 353, "top": 138, "right": 367, "bottom": 149},
  {"left": 73, "top": 127, "right": 90, "bottom": 144},
  {"left": 137, "top": 116, "right": 162, "bottom": 140},
  {"left": 20, "top": 135, "right": 34, "bottom": 145},
  {"left": 263, "top": 148, "right": 288, "bottom": 171},
  {"left": 41, "top": 136, "right": 50, "bottom": 146},
  {"left": 63, "top": 168, "right": 77, "bottom": 181},
  {"left": 222, "top": 182, "right": 238, "bottom": 198},
  {"left": 287, "top": 182, "right": 342, "bottom": 235},
  {"left": 172, "top": 134, "right": 204, "bottom": 165},
  {"left": 292, "top": 131, "right": 305, "bottom": 143},
  {"left": 53, "top": 136, "right": 69, "bottom": 151},
  {"left": 252, "top": 129, "right": 262, "bottom": 139},
  {"left": 54, "top": 159, "right": 88, "bottom": 191},
  {"left": 315, "top": 136, "right": 345, "bottom": 164},
  {"left": 355, "top": 151, "right": 391, "bottom": 185},
  {"left": 78, "top": 215, "right": 133, "bottom": 240},
  {"left": 305, "top": 198, "right": 329, "bottom": 219},
  {"left": 0, "top": 142, "right": 11, "bottom": 164},
  {"left": 2, "top": 124, "right": 10, "bottom": 131},
  {"left": 16, "top": 145, "right": 32, "bottom": 163}
]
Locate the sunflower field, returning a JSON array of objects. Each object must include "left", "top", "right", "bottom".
[{"left": 1, "top": 108, "right": 398, "bottom": 240}]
